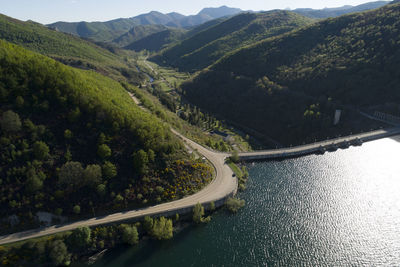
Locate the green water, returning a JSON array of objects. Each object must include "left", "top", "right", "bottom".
[{"left": 91, "top": 137, "right": 400, "bottom": 266}]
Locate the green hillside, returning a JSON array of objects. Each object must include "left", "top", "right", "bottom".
[
  {"left": 0, "top": 40, "right": 212, "bottom": 233},
  {"left": 152, "top": 11, "right": 313, "bottom": 72},
  {"left": 183, "top": 3, "right": 400, "bottom": 145},
  {"left": 122, "top": 18, "right": 228, "bottom": 53},
  {"left": 125, "top": 28, "right": 187, "bottom": 52},
  {"left": 113, "top": 24, "right": 171, "bottom": 47},
  {"left": 185, "top": 17, "right": 227, "bottom": 37},
  {"left": 0, "top": 14, "right": 145, "bottom": 84},
  {"left": 48, "top": 7, "right": 242, "bottom": 43},
  {"left": 48, "top": 18, "right": 138, "bottom": 42}
]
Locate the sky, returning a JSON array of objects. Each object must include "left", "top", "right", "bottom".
[{"left": 0, "top": 0, "right": 384, "bottom": 24}]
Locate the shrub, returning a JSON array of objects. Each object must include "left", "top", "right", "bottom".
[
  {"left": 67, "top": 226, "right": 91, "bottom": 249},
  {"left": 49, "top": 240, "right": 71, "bottom": 266},
  {"left": 225, "top": 197, "right": 245, "bottom": 213},
  {"left": 193, "top": 202, "right": 211, "bottom": 224},
  {"left": 119, "top": 224, "right": 139, "bottom": 245}
]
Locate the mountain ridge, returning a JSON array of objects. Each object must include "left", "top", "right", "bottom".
[
  {"left": 292, "top": 1, "right": 390, "bottom": 18},
  {"left": 182, "top": 2, "right": 400, "bottom": 146},
  {"left": 151, "top": 11, "right": 313, "bottom": 72},
  {"left": 48, "top": 6, "right": 243, "bottom": 42}
]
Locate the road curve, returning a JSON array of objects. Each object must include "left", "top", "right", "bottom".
[{"left": 0, "top": 130, "right": 237, "bottom": 245}]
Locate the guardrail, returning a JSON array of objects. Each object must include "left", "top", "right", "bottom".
[{"left": 238, "top": 128, "right": 400, "bottom": 161}]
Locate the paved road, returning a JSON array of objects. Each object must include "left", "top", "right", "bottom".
[
  {"left": 0, "top": 130, "right": 236, "bottom": 245},
  {"left": 239, "top": 127, "right": 400, "bottom": 160}
]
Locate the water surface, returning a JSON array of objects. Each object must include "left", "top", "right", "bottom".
[{"left": 91, "top": 137, "right": 400, "bottom": 266}]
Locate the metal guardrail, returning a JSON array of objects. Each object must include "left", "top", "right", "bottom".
[{"left": 238, "top": 128, "right": 400, "bottom": 161}]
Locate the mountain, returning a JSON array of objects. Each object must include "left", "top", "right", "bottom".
[
  {"left": 48, "top": 6, "right": 243, "bottom": 43},
  {"left": 198, "top": 6, "right": 242, "bottom": 18},
  {"left": 125, "top": 28, "right": 187, "bottom": 52},
  {"left": 0, "top": 40, "right": 213, "bottom": 236},
  {"left": 175, "top": 6, "right": 242, "bottom": 28},
  {"left": 122, "top": 17, "right": 229, "bottom": 53},
  {"left": 293, "top": 1, "right": 390, "bottom": 18},
  {"left": 182, "top": 3, "right": 400, "bottom": 146},
  {"left": 152, "top": 11, "right": 313, "bottom": 72},
  {"left": 49, "top": 18, "right": 139, "bottom": 42},
  {"left": 130, "top": 11, "right": 181, "bottom": 26},
  {"left": 0, "top": 14, "right": 145, "bottom": 84}
]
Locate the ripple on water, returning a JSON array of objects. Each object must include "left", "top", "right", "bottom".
[{"left": 87, "top": 137, "right": 400, "bottom": 267}]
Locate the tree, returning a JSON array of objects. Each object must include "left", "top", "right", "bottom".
[
  {"left": 82, "top": 164, "right": 102, "bottom": 187},
  {"left": 58, "top": 162, "right": 84, "bottom": 188},
  {"left": 150, "top": 217, "right": 173, "bottom": 240},
  {"left": 98, "top": 133, "right": 106, "bottom": 144},
  {"left": 96, "top": 184, "right": 106, "bottom": 197},
  {"left": 102, "top": 161, "right": 117, "bottom": 179},
  {"left": 73, "top": 205, "right": 81, "bottom": 214},
  {"left": 0, "top": 110, "right": 21, "bottom": 133},
  {"left": 230, "top": 150, "right": 239, "bottom": 163},
  {"left": 64, "top": 129, "right": 73, "bottom": 139},
  {"left": 68, "top": 226, "right": 91, "bottom": 249},
  {"left": 15, "top": 96, "right": 24, "bottom": 108},
  {"left": 26, "top": 175, "right": 43, "bottom": 193},
  {"left": 33, "top": 141, "right": 49, "bottom": 160},
  {"left": 225, "top": 197, "right": 245, "bottom": 213},
  {"left": 64, "top": 148, "right": 72, "bottom": 162},
  {"left": 25, "top": 168, "right": 46, "bottom": 192},
  {"left": 133, "top": 149, "right": 149, "bottom": 174},
  {"left": 193, "top": 202, "right": 211, "bottom": 224},
  {"left": 49, "top": 240, "right": 71, "bottom": 266},
  {"left": 97, "top": 144, "right": 111, "bottom": 159},
  {"left": 143, "top": 216, "right": 154, "bottom": 233},
  {"left": 119, "top": 224, "right": 139, "bottom": 245}
]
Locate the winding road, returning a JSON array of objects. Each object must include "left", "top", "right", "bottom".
[
  {"left": 2, "top": 91, "right": 398, "bottom": 246},
  {"left": 0, "top": 129, "right": 236, "bottom": 245}
]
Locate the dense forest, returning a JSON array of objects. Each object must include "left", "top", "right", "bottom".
[
  {"left": 0, "top": 14, "right": 146, "bottom": 85},
  {"left": 0, "top": 40, "right": 213, "bottom": 233},
  {"left": 183, "top": 3, "right": 400, "bottom": 145},
  {"left": 152, "top": 11, "right": 313, "bottom": 72},
  {"left": 113, "top": 24, "right": 178, "bottom": 47},
  {"left": 125, "top": 28, "right": 187, "bottom": 52}
]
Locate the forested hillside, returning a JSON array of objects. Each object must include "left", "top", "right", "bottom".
[
  {"left": 113, "top": 24, "right": 174, "bottom": 47},
  {"left": 152, "top": 11, "right": 313, "bottom": 72},
  {"left": 125, "top": 28, "right": 187, "bottom": 52},
  {"left": 48, "top": 6, "right": 242, "bottom": 43},
  {"left": 0, "top": 14, "right": 146, "bottom": 85},
  {"left": 0, "top": 40, "right": 212, "bottom": 233},
  {"left": 47, "top": 18, "right": 137, "bottom": 42},
  {"left": 183, "top": 3, "right": 400, "bottom": 145}
]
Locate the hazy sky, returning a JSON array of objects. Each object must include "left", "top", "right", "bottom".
[{"left": 1, "top": 0, "right": 384, "bottom": 24}]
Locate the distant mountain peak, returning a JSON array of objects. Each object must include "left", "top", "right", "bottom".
[{"left": 198, "top": 6, "right": 242, "bottom": 19}]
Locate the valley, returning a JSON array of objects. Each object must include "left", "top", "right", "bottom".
[{"left": 0, "top": 1, "right": 399, "bottom": 265}]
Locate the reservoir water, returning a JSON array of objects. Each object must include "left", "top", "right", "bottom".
[{"left": 91, "top": 137, "right": 400, "bottom": 266}]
